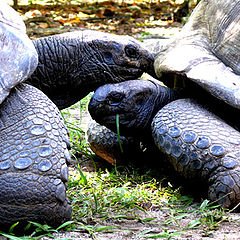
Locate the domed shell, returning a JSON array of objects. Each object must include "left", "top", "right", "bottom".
[
  {"left": 154, "top": 0, "right": 240, "bottom": 110},
  {"left": 0, "top": 3, "right": 38, "bottom": 104}
]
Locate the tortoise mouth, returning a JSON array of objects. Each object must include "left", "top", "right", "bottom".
[
  {"left": 92, "top": 112, "right": 134, "bottom": 135},
  {"left": 97, "top": 113, "right": 126, "bottom": 126},
  {"left": 115, "top": 67, "right": 143, "bottom": 82}
]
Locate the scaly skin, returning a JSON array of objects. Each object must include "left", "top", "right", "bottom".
[
  {"left": 0, "top": 83, "right": 72, "bottom": 229},
  {"left": 87, "top": 121, "right": 141, "bottom": 165},
  {"left": 88, "top": 79, "right": 240, "bottom": 209},
  {"left": 27, "top": 30, "right": 155, "bottom": 109},
  {"left": 0, "top": 3, "right": 72, "bottom": 229},
  {"left": 152, "top": 99, "right": 240, "bottom": 209}
]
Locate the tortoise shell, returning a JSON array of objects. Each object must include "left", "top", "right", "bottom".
[
  {"left": 154, "top": 0, "right": 240, "bottom": 109},
  {"left": 0, "top": 3, "right": 38, "bottom": 104}
]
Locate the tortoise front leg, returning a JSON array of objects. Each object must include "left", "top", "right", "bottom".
[
  {"left": 151, "top": 98, "right": 240, "bottom": 209},
  {"left": 0, "top": 84, "right": 72, "bottom": 229}
]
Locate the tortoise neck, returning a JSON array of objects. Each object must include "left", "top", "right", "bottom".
[
  {"left": 27, "top": 35, "right": 105, "bottom": 109},
  {"left": 137, "top": 82, "right": 179, "bottom": 141},
  {"left": 152, "top": 81, "right": 179, "bottom": 118}
]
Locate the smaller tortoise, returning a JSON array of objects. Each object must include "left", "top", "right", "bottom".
[
  {"left": 88, "top": 79, "right": 240, "bottom": 209},
  {"left": 88, "top": 0, "right": 240, "bottom": 209}
]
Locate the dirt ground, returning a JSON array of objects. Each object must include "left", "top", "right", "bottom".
[
  {"left": 44, "top": 213, "right": 240, "bottom": 240},
  {"left": 51, "top": 111, "right": 240, "bottom": 240}
]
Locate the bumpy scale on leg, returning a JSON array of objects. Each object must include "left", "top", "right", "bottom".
[
  {"left": 0, "top": 84, "right": 72, "bottom": 228},
  {"left": 151, "top": 99, "right": 240, "bottom": 209},
  {"left": 87, "top": 121, "right": 141, "bottom": 165}
]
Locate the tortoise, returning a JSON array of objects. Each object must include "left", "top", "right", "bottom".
[
  {"left": 88, "top": 0, "right": 240, "bottom": 209},
  {"left": 27, "top": 28, "right": 155, "bottom": 110},
  {"left": 0, "top": 3, "right": 155, "bottom": 228},
  {"left": 0, "top": 2, "right": 72, "bottom": 229}
]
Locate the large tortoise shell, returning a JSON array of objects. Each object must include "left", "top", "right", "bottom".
[
  {"left": 154, "top": 0, "right": 240, "bottom": 109},
  {"left": 0, "top": 3, "right": 38, "bottom": 104}
]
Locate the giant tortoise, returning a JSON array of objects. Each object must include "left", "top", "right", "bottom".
[
  {"left": 0, "top": 2, "right": 155, "bottom": 228},
  {"left": 88, "top": 0, "right": 240, "bottom": 209}
]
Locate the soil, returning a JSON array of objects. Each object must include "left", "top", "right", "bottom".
[{"left": 42, "top": 213, "right": 240, "bottom": 240}]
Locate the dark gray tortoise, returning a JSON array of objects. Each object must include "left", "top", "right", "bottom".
[
  {"left": 88, "top": 0, "right": 240, "bottom": 209},
  {"left": 0, "top": 3, "right": 71, "bottom": 228},
  {"left": 27, "top": 29, "right": 155, "bottom": 110},
  {"left": 88, "top": 78, "right": 240, "bottom": 209},
  {"left": 0, "top": 3, "right": 155, "bottom": 228}
]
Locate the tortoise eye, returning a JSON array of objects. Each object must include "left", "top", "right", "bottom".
[
  {"left": 125, "top": 45, "right": 138, "bottom": 59},
  {"left": 107, "top": 91, "right": 124, "bottom": 106}
]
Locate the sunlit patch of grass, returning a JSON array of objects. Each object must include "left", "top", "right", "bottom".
[
  {"left": 0, "top": 221, "right": 75, "bottom": 239},
  {"left": 67, "top": 163, "right": 231, "bottom": 239},
  {"left": 68, "top": 167, "right": 176, "bottom": 222}
]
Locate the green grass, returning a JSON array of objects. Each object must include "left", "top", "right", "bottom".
[
  {"left": 0, "top": 94, "right": 235, "bottom": 239},
  {"left": 61, "top": 93, "right": 93, "bottom": 159}
]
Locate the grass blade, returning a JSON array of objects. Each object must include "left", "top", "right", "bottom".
[{"left": 116, "top": 114, "right": 123, "bottom": 153}]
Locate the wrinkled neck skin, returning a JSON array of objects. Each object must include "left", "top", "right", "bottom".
[
  {"left": 28, "top": 34, "right": 124, "bottom": 109},
  {"left": 27, "top": 31, "right": 154, "bottom": 110},
  {"left": 136, "top": 80, "right": 178, "bottom": 141}
]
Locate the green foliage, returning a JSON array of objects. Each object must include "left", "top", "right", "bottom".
[
  {"left": 116, "top": 114, "right": 123, "bottom": 153},
  {"left": 61, "top": 94, "right": 93, "bottom": 159},
  {"left": 0, "top": 221, "right": 75, "bottom": 239}
]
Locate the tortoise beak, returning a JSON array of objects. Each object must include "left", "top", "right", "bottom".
[{"left": 140, "top": 52, "right": 158, "bottom": 79}]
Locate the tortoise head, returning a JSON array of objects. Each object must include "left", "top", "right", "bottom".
[
  {"left": 0, "top": 3, "right": 38, "bottom": 104},
  {"left": 88, "top": 79, "right": 177, "bottom": 138},
  {"left": 28, "top": 30, "right": 157, "bottom": 110},
  {"left": 80, "top": 30, "right": 157, "bottom": 83}
]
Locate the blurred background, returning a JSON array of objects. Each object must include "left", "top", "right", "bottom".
[{"left": 7, "top": 0, "right": 200, "bottom": 39}]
